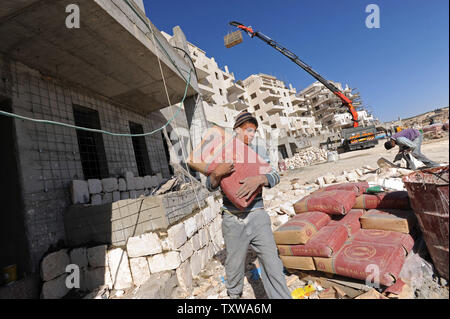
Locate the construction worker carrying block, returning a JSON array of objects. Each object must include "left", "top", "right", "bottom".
[
  {"left": 205, "top": 111, "right": 291, "bottom": 299},
  {"left": 384, "top": 127, "right": 440, "bottom": 169}
]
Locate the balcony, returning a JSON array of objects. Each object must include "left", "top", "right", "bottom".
[
  {"left": 0, "top": 0, "right": 199, "bottom": 114},
  {"left": 265, "top": 103, "right": 284, "bottom": 115},
  {"left": 290, "top": 95, "right": 305, "bottom": 106},
  {"left": 226, "top": 83, "right": 245, "bottom": 95},
  {"left": 224, "top": 99, "right": 248, "bottom": 111},
  {"left": 261, "top": 89, "right": 281, "bottom": 103}
]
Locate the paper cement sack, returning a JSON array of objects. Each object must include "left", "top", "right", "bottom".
[
  {"left": 294, "top": 190, "right": 356, "bottom": 215},
  {"left": 280, "top": 256, "right": 316, "bottom": 271},
  {"left": 360, "top": 209, "right": 417, "bottom": 234},
  {"left": 273, "top": 212, "right": 331, "bottom": 245},
  {"left": 353, "top": 191, "right": 411, "bottom": 210}
]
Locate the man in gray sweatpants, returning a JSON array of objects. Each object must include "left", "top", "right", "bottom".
[{"left": 205, "top": 111, "right": 291, "bottom": 299}]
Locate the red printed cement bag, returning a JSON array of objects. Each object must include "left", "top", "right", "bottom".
[
  {"left": 353, "top": 191, "right": 411, "bottom": 210},
  {"left": 277, "top": 224, "right": 348, "bottom": 258},
  {"left": 315, "top": 182, "right": 370, "bottom": 197},
  {"left": 188, "top": 126, "right": 272, "bottom": 210},
  {"left": 314, "top": 239, "right": 407, "bottom": 287},
  {"left": 351, "top": 229, "right": 414, "bottom": 255},
  {"left": 294, "top": 190, "right": 356, "bottom": 215},
  {"left": 360, "top": 209, "right": 417, "bottom": 234},
  {"left": 329, "top": 209, "right": 364, "bottom": 236},
  {"left": 273, "top": 212, "right": 331, "bottom": 245}
]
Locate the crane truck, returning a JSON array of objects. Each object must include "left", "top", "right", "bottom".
[{"left": 227, "top": 21, "right": 377, "bottom": 152}]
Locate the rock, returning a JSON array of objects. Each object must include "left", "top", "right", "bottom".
[
  {"left": 316, "top": 176, "right": 325, "bottom": 188},
  {"left": 190, "top": 251, "right": 202, "bottom": 278},
  {"left": 335, "top": 175, "right": 347, "bottom": 183},
  {"left": 179, "top": 240, "right": 194, "bottom": 262},
  {"left": 127, "top": 232, "right": 163, "bottom": 257},
  {"left": 70, "top": 247, "right": 88, "bottom": 269},
  {"left": 129, "top": 257, "right": 151, "bottom": 287},
  {"left": 176, "top": 260, "right": 193, "bottom": 292},
  {"left": 190, "top": 233, "right": 201, "bottom": 251},
  {"left": 71, "top": 180, "right": 90, "bottom": 204},
  {"left": 41, "top": 249, "right": 70, "bottom": 281},
  {"left": 440, "top": 277, "right": 448, "bottom": 287},
  {"left": 83, "top": 285, "right": 110, "bottom": 299},
  {"left": 345, "top": 172, "right": 359, "bottom": 182},
  {"left": 87, "top": 179, "right": 102, "bottom": 194},
  {"left": 148, "top": 252, "right": 181, "bottom": 273},
  {"left": 87, "top": 245, "right": 108, "bottom": 268},
  {"left": 107, "top": 248, "right": 133, "bottom": 290},
  {"left": 184, "top": 217, "right": 198, "bottom": 239},
  {"left": 323, "top": 174, "right": 336, "bottom": 184},
  {"left": 101, "top": 178, "right": 118, "bottom": 192},
  {"left": 167, "top": 223, "right": 188, "bottom": 250},
  {"left": 41, "top": 274, "right": 70, "bottom": 299},
  {"left": 354, "top": 169, "right": 364, "bottom": 177},
  {"left": 279, "top": 203, "right": 295, "bottom": 217},
  {"left": 118, "top": 178, "right": 127, "bottom": 191},
  {"left": 83, "top": 267, "right": 113, "bottom": 291}
]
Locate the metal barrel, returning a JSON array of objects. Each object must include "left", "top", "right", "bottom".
[{"left": 403, "top": 166, "right": 449, "bottom": 280}]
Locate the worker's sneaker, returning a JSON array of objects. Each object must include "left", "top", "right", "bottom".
[{"left": 227, "top": 292, "right": 242, "bottom": 299}]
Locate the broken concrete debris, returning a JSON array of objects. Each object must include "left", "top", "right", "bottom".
[{"left": 284, "top": 147, "right": 328, "bottom": 170}]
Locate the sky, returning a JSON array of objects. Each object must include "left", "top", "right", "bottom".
[{"left": 143, "top": 0, "right": 449, "bottom": 122}]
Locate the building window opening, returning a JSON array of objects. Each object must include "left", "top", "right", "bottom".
[
  {"left": 129, "top": 121, "right": 153, "bottom": 176},
  {"left": 73, "top": 105, "right": 109, "bottom": 179}
]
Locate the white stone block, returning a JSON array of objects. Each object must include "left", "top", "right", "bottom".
[
  {"left": 70, "top": 247, "right": 88, "bottom": 268},
  {"left": 167, "top": 223, "right": 187, "bottom": 249},
  {"left": 346, "top": 172, "right": 359, "bottom": 182},
  {"left": 176, "top": 260, "right": 193, "bottom": 292},
  {"left": 91, "top": 194, "right": 102, "bottom": 205},
  {"left": 194, "top": 212, "right": 205, "bottom": 229},
  {"left": 126, "top": 172, "right": 135, "bottom": 191},
  {"left": 135, "top": 177, "right": 145, "bottom": 190},
  {"left": 87, "top": 179, "right": 102, "bottom": 194},
  {"left": 129, "top": 190, "right": 138, "bottom": 199},
  {"left": 323, "top": 174, "right": 336, "bottom": 184},
  {"left": 190, "top": 233, "right": 200, "bottom": 251},
  {"left": 71, "top": 180, "right": 90, "bottom": 204},
  {"left": 190, "top": 251, "right": 202, "bottom": 278},
  {"left": 120, "top": 192, "right": 130, "bottom": 200},
  {"left": 107, "top": 248, "right": 133, "bottom": 290},
  {"left": 41, "top": 274, "right": 70, "bottom": 299},
  {"left": 129, "top": 257, "right": 151, "bottom": 287},
  {"left": 199, "top": 247, "right": 209, "bottom": 270},
  {"left": 102, "top": 193, "right": 112, "bottom": 204},
  {"left": 101, "top": 178, "right": 118, "bottom": 192},
  {"left": 127, "top": 232, "right": 162, "bottom": 257},
  {"left": 184, "top": 217, "right": 197, "bottom": 239},
  {"left": 147, "top": 252, "right": 181, "bottom": 273},
  {"left": 279, "top": 203, "right": 295, "bottom": 217},
  {"left": 335, "top": 175, "right": 347, "bottom": 183},
  {"left": 198, "top": 228, "right": 209, "bottom": 248},
  {"left": 144, "top": 176, "right": 153, "bottom": 189},
  {"left": 112, "top": 191, "right": 120, "bottom": 202},
  {"left": 118, "top": 178, "right": 127, "bottom": 191},
  {"left": 41, "top": 249, "right": 70, "bottom": 281},
  {"left": 316, "top": 176, "right": 325, "bottom": 188},
  {"left": 87, "top": 245, "right": 108, "bottom": 268},
  {"left": 161, "top": 237, "right": 171, "bottom": 251},
  {"left": 83, "top": 267, "right": 113, "bottom": 291},
  {"left": 179, "top": 240, "right": 194, "bottom": 262}
]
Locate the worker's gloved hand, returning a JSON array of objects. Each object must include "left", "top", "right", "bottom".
[{"left": 236, "top": 175, "right": 266, "bottom": 200}]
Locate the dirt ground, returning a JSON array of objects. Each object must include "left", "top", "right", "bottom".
[{"left": 283, "top": 136, "right": 449, "bottom": 183}]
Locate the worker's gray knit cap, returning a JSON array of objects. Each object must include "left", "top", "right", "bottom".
[{"left": 233, "top": 111, "right": 259, "bottom": 130}]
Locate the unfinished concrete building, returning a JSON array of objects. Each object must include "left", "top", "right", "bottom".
[
  {"left": 0, "top": 0, "right": 215, "bottom": 298},
  {"left": 241, "top": 73, "right": 320, "bottom": 159},
  {"left": 297, "top": 81, "right": 373, "bottom": 134}
]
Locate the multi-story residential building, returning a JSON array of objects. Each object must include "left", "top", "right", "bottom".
[
  {"left": 241, "top": 74, "right": 320, "bottom": 159},
  {"left": 297, "top": 81, "right": 369, "bottom": 134}
]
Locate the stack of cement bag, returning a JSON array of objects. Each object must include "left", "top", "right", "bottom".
[{"left": 273, "top": 182, "right": 418, "bottom": 287}]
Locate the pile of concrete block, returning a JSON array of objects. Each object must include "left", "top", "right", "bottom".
[
  {"left": 284, "top": 147, "right": 328, "bottom": 170},
  {"left": 71, "top": 172, "right": 164, "bottom": 205},
  {"left": 40, "top": 196, "right": 225, "bottom": 299}
]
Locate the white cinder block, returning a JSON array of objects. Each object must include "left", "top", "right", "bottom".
[
  {"left": 129, "top": 257, "right": 151, "bottom": 286},
  {"left": 118, "top": 178, "right": 127, "bottom": 191},
  {"left": 184, "top": 217, "right": 197, "bottom": 239},
  {"left": 127, "top": 233, "right": 162, "bottom": 257},
  {"left": 107, "top": 248, "right": 133, "bottom": 290},
  {"left": 87, "top": 179, "right": 102, "bottom": 194},
  {"left": 167, "top": 223, "right": 187, "bottom": 249},
  {"left": 71, "top": 180, "right": 90, "bottom": 204},
  {"left": 101, "top": 178, "right": 118, "bottom": 192}
]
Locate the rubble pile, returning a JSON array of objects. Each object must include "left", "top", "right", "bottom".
[{"left": 283, "top": 147, "right": 328, "bottom": 170}]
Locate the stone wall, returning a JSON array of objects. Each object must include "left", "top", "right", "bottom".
[{"left": 40, "top": 195, "right": 224, "bottom": 299}]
